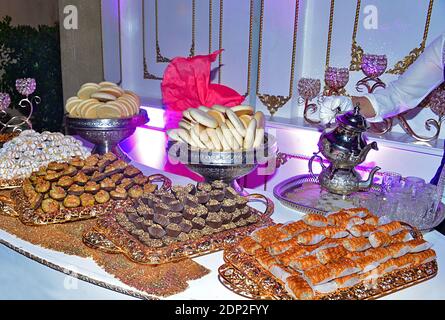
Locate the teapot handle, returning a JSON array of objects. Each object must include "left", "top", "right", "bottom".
[{"left": 308, "top": 153, "right": 325, "bottom": 179}]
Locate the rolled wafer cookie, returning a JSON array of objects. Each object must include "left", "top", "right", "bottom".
[
  {"left": 226, "top": 120, "right": 244, "bottom": 147},
  {"left": 215, "top": 127, "right": 231, "bottom": 151},
  {"left": 243, "top": 119, "right": 257, "bottom": 150},
  {"left": 206, "top": 128, "right": 222, "bottom": 151},
  {"left": 190, "top": 109, "right": 218, "bottom": 128},
  {"left": 253, "top": 128, "right": 265, "bottom": 148},
  {"left": 226, "top": 109, "right": 246, "bottom": 137}
]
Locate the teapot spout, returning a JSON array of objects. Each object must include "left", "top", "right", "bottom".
[
  {"left": 358, "top": 166, "right": 381, "bottom": 190},
  {"left": 358, "top": 141, "right": 378, "bottom": 163}
]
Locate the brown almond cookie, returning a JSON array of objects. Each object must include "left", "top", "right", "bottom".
[
  {"left": 23, "top": 179, "right": 35, "bottom": 198},
  {"left": 211, "top": 180, "right": 227, "bottom": 190},
  {"left": 123, "top": 165, "right": 141, "bottom": 178},
  {"left": 110, "top": 173, "right": 124, "bottom": 184},
  {"left": 221, "top": 198, "right": 236, "bottom": 213},
  {"left": 81, "top": 166, "right": 96, "bottom": 175},
  {"left": 35, "top": 167, "right": 47, "bottom": 176},
  {"left": 49, "top": 186, "right": 66, "bottom": 201},
  {"left": 184, "top": 183, "right": 197, "bottom": 195},
  {"left": 62, "top": 165, "right": 78, "bottom": 177},
  {"left": 84, "top": 181, "right": 101, "bottom": 194},
  {"left": 84, "top": 155, "right": 99, "bottom": 167},
  {"left": 128, "top": 185, "right": 143, "bottom": 198},
  {"left": 148, "top": 225, "right": 166, "bottom": 239},
  {"left": 35, "top": 178, "right": 51, "bottom": 193},
  {"left": 225, "top": 186, "right": 238, "bottom": 199},
  {"left": 241, "top": 206, "right": 251, "bottom": 219},
  {"left": 138, "top": 206, "right": 154, "bottom": 220},
  {"left": 90, "top": 171, "right": 106, "bottom": 182},
  {"left": 143, "top": 183, "right": 158, "bottom": 194},
  {"left": 154, "top": 202, "right": 170, "bottom": 215},
  {"left": 179, "top": 220, "right": 193, "bottom": 233},
  {"left": 206, "top": 199, "right": 221, "bottom": 212},
  {"left": 110, "top": 186, "right": 128, "bottom": 200},
  {"left": 191, "top": 217, "right": 206, "bottom": 230},
  {"left": 220, "top": 211, "right": 233, "bottom": 224},
  {"left": 171, "top": 185, "right": 187, "bottom": 196},
  {"left": 133, "top": 174, "right": 149, "bottom": 185},
  {"left": 57, "top": 176, "right": 74, "bottom": 189},
  {"left": 177, "top": 232, "right": 190, "bottom": 242},
  {"left": 119, "top": 178, "right": 134, "bottom": 190},
  {"left": 100, "top": 178, "right": 116, "bottom": 191},
  {"left": 169, "top": 200, "right": 184, "bottom": 212},
  {"left": 73, "top": 171, "right": 89, "bottom": 186},
  {"left": 235, "top": 196, "right": 248, "bottom": 209},
  {"left": 94, "top": 190, "right": 110, "bottom": 204},
  {"left": 80, "top": 193, "right": 95, "bottom": 207},
  {"left": 28, "top": 192, "right": 43, "bottom": 210},
  {"left": 44, "top": 171, "right": 62, "bottom": 182},
  {"left": 185, "top": 194, "right": 199, "bottom": 207},
  {"left": 206, "top": 212, "right": 222, "bottom": 229},
  {"left": 197, "top": 182, "right": 212, "bottom": 193},
  {"left": 167, "top": 211, "right": 183, "bottom": 224},
  {"left": 166, "top": 223, "right": 182, "bottom": 237},
  {"left": 69, "top": 156, "right": 85, "bottom": 169},
  {"left": 209, "top": 189, "right": 225, "bottom": 202},
  {"left": 67, "top": 184, "right": 84, "bottom": 196},
  {"left": 153, "top": 214, "right": 170, "bottom": 227},
  {"left": 102, "top": 152, "right": 118, "bottom": 162},
  {"left": 195, "top": 191, "right": 210, "bottom": 204},
  {"left": 63, "top": 195, "right": 81, "bottom": 208},
  {"left": 47, "top": 161, "right": 66, "bottom": 172},
  {"left": 96, "top": 158, "right": 110, "bottom": 172},
  {"left": 112, "top": 159, "right": 128, "bottom": 171},
  {"left": 41, "top": 198, "right": 60, "bottom": 214}
]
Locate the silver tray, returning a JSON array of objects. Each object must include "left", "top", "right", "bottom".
[{"left": 273, "top": 174, "right": 445, "bottom": 231}]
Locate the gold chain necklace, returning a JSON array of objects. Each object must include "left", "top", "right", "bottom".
[
  {"left": 256, "top": 0, "right": 299, "bottom": 116},
  {"left": 350, "top": 0, "right": 434, "bottom": 75},
  {"left": 155, "top": 0, "right": 196, "bottom": 63}
]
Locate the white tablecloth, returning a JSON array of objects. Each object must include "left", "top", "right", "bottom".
[{"left": 0, "top": 163, "right": 444, "bottom": 299}]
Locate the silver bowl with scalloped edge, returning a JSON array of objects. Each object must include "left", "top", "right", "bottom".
[
  {"left": 168, "top": 133, "right": 277, "bottom": 195},
  {"left": 65, "top": 110, "right": 149, "bottom": 162}
]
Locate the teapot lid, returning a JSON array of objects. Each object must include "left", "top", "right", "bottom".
[{"left": 336, "top": 104, "right": 369, "bottom": 132}]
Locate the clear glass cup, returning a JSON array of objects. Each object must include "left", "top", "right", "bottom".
[
  {"left": 404, "top": 176, "right": 426, "bottom": 196},
  {"left": 382, "top": 172, "right": 402, "bottom": 193}
]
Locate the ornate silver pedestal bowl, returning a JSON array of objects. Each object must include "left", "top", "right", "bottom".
[
  {"left": 65, "top": 109, "right": 149, "bottom": 161},
  {"left": 169, "top": 134, "right": 277, "bottom": 195}
]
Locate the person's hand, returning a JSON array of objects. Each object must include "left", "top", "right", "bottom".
[{"left": 319, "top": 96, "right": 354, "bottom": 125}]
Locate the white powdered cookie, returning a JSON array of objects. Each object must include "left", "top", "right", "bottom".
[
  {"left": 91, "top": 92, "right": 117, "bottom": 102},
  {"left": 231, "top": 105, "right": 254, "bottom": 116},
  {"left": 190, "top": 109, "right": 218, "bottom": 128},
  {"left": 254, "top": 111, "right": 265, "bottom": 129},
  {"left": 207, "top": 109, "right": 226, "bottom": 126},
  {"left": 215, "top": 127, "right": 231, "bottom": 151},
  {"left": 206, "top": 128, "right": 222, "bottom": 151},
  {"left": 243, "top": 118, "right": 257, "bottom": 150},
  {"left": 226, "top": 109, "right": 246, "bottom": 137},
  {"left": 253, "top": 128, "right": 265, "bottom": 148}
]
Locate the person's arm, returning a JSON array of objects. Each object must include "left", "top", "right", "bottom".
[{"left": 362, "top": 34, "right": 444, "bottom": 122}]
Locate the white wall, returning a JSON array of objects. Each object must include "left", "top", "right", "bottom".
[{"left": 102, "top": 0, "right": 445, "bottom": 137}]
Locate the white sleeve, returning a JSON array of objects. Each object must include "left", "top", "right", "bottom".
[{"left": 364, "top": 33, "right": 445, "bottom": 123}]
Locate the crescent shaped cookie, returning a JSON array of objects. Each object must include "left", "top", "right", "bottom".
[
  {"left": 215, "top": 127, "right": 231, "bottom": 151},
  {"left": 239, "top": 115, "right": 252, "bottom": 129},
  {"left": 226, "top": 119, "right": 244, "bottom": 147},
  {"left": 190, "top": 109, "right": 218, "bottom": 128},
  {"left": 206, "top": 128, "right": 222, "bottom": 151},
  {"left": 254, "top": 111, "right": 265, "bottom": 129},
  {"left": 221, "top": 122, "right": 241, "bottom": 150},
  {"left": 212, "top": 105, "right": 228, "bottom": 113},
  {"left": 253, "top": 128, "right": 265, "bottom": 148},
  {"left": 207, "top": 109, "right": 226, "bottom": 126},
  {"left": 226, "top": 109, "right": 246, "bottom": 137},
  {"left": 167, "top": 129, "right": 186, "bottom": 143}
]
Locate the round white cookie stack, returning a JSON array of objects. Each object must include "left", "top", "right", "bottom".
[
  {"left": 0, "top": 130, "right": 91, "bottom": 180},
  {"left": 65, "top": 82, "right": 141, "bottom": 119},
  {"left": 167, "top": 105, "right": 266, "bottom": 151}
]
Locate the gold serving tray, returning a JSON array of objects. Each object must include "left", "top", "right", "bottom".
[
  {"left": 83, "top": 194, "right": 275, "bottom": 265},
  {"left": 11, "top": 174, "right": 171, "bottom": 226},
  {"left": 218, "top": 224, "right": 438, "bottom": 300}
]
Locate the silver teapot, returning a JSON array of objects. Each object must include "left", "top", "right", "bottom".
[{"left": 309, "top": 105, "right": 380, "bottom": 195}]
